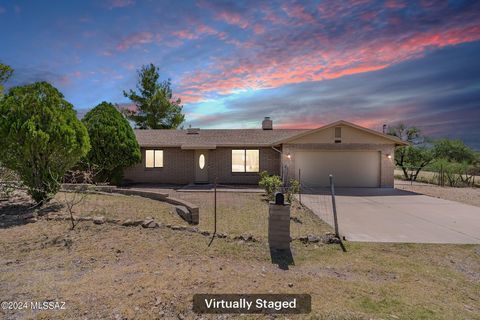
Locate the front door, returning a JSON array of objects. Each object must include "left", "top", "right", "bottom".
[{"left": 194, "top": 150, "right": 209, "bottom": 183}]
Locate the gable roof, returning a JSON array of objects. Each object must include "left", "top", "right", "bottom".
[
  {"left": 134, "top": 129, "right": 309, "bottom": 148},
  {"left": 133, "top": 120, "right": 408, "bottom": 148},
  {"left": 274, "top": 120, "right": 409, "bottom": 146}
]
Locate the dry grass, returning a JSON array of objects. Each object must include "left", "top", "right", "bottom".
[
  {"left": 55, "top": 191, "right": 331, "bottom": 240},
  {"left": 53, "top": 192, "right": 185, "bottom": 225},
  {"left": 1, "top": 220, "right": 479, "bottom": 319},
  {"left": 1, "top": 191, "right": 479, "bottom": 319},
  {"left": 395, "top": 180, "right": 480, "bottom": 207},
  {"left": 160, "top": 191, "right": 331, "bottom": 240}
]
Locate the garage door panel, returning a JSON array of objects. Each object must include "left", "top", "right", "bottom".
[{"left": 296, "top": 151, "right": 380, "bottom": 187}]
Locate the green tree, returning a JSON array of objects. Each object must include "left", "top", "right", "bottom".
[
  {"left": 432, "top": 139, "right": 477, "bottom": 187},
  {"left": 123, "top": 63, "right": 185, "bottom": 129},
  {"left": 387, "top": 124, "right": 433, "bottom": 180},
  {"left": 0, "top": 82, "right": 90, "bottom": 203},
  {"left": 433, "top": 139, "right": 476, "bottom": 163},
  {"left": 0, "top": 63, "right": 14, "bottom": 95},
  {"left": 82, "top": 102, "right": 141, "bottom": 184}
]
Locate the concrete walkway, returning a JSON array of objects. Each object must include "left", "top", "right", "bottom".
[{"left": 299, "top": 188, "right": 480, "bottom": 244}]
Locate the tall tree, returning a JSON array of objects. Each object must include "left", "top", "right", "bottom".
[
  {"left": 387, "top": 123, "right": 433, "bottom": 180},
  {"left": 123, "top": 63, "right": 185, "bottom": 129},
  {"left": 0, "top": 63, "right": 14, "bottom": 95},
  {"left": 82, "top": 102, "right": 141, "bottom": 184},
  {"left": 0, "top": 82, "right": 90, "bottom": 203}
]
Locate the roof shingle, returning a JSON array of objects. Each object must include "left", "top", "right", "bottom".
[{"left": 134, "top": 129, "right": 309, "bottom": 148}]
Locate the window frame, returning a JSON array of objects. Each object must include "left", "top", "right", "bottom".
[
  {"left": 145, "top": 149, "right": 164, "bottom": 169},
  {"left": 231, "top": 149, "right": 260, "bottom": 173}
]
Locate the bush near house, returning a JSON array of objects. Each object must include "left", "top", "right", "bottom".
[
  {"left": 0, "top": 82, "right": 90, "bottom": 203},
  {"left": 82, "top": 102, "right": 141, "bottom": 184},
  {"left": 259, "top": 171, "right": 300, "bottom": 202}
]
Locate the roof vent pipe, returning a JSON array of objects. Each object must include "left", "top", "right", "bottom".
[{"left": 262, "top": 117, "right": 273, "bottom": 130}]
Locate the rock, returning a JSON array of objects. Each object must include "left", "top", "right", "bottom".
[
  {"left": 288, "top": 283, "right": 293, "bottom": 288},
  {"left": 175, "top": 205, "right": 192, "bottom": 222},
  {"left": 236, "top": 234, "right": 254, "bottom": 242},
  {"left": 170, "top": 225, "right": 186, "bottom": 231},
  {"left": 142, "top": 220, "right": 159, "bottom": 228},
  {"left": 93, "top": 216, "right": 105, "bottom": 225},
  {"left": 307, "top": 235, "right": 320, "bottom": 243},
  {"left": 217, "top": 233, "right": 227, "bottom": 238},
  {"left": 122, "top": 219, "right": 143, "bottom": 227},
  {"left": 186, "top": 226, "right": 199, "bottom": 233},
  {"left": 290, "top": 216, "right": 302, "bottom": 224},
  {"left": 200, "top": 231, "right": 210, "bottom": 236},
  {"left": 323, "top": 233, "right": 341, "bottom": 244},
  {"left": 298, "top": 236, "right": 308, "bottom": 243},
  {"left": 27, "top": 217, "right": 38, "bottom": 223}
]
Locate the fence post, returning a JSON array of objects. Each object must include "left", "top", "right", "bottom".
[
  {"left": 298, "top": 168, "right": 302, "bottom": 205},
  {"left": 208, "top": 177, "right": 217, "bottom": 247},
  {"left": 329, "top": 174, "right": 339, "bottom": 238}
]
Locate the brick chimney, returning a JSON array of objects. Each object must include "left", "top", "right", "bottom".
[{"left": 262, "top": 117, "right": 273, "bottom": 130}]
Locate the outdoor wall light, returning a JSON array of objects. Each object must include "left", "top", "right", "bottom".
[
  {"left": 387, "top": 154, "right": 392, "bottom": 159},
  {"left": 287, "top": 153, "right": 291, "bottom": 159}
]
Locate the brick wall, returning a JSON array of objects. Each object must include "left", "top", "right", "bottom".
[
  {"left": 123, "top": 147, "right": 281, "bottom": 185},
  {"left": 123, "top": 147, "right": 195, "bottom": 184},
  {"left": 208, "top": 147, "right": 281, "bottom": 184}
]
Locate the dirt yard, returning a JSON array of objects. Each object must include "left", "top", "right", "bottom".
[
  {"left": 1, "top": 190, "right": 480, "bottom": 319},
  {"left": 395, "top": 180, "right": 480, "bottom": 207}
]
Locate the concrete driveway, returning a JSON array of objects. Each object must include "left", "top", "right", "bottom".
[{"left": 299, "top": 188, "right": 480, "bottom": 244}]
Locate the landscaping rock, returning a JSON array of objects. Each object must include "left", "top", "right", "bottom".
[
  {"left": 290, "top": 216, "right": 302, "bottom": 224},
  {"left": 186, "top": 226, "right": 199, "bottom": 233},
  {"left": 201, "top": 231, "right": 210, "bottom": 236},
  {"left": 307, "top": 235, "right": 320, "bottom": 243},
  {"left": 217, "top": 233, "right": 227, "bottom": 238},
  {"left": 142, "top": 219, "right": 159, "bottom": 228},
  {"left": 175, "top": 205, "right": 191, "bottom": 221},
  {"left": 93, "top": 216, "right": 106, "bottom": 225},
  {"left": 323, "top": 233, "right": 341, "bottom": 244},
  {"left": 241, "top": 234, "right": 253, "bottom": 241},
  {"left": 297, "top": 236, "right": 308, "bottom": 243},
  {"left": 121, "top": 219, "right": 143, "bottom": 227},
  {"left": 170, "top": 225, "right": 186, "bottom": 231}
]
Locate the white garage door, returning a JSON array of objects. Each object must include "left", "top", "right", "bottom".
[{"left": 295, "top": 151, "right": 380, "bottom": 187}]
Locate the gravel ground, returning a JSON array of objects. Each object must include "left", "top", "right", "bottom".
[{"left": 395, "top": 180, "right": 480, "bottom": 207}]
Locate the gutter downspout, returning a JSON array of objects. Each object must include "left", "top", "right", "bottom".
[{"left": 271, "top": 146, "right": 285, "bottom": 183}]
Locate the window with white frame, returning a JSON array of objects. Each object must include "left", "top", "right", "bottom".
[
  {"left": 232, "top": 149, "right": 259, "bottom": 172},
  {"left": 145, "top": 150, "right": 163, "bottom": 168}
]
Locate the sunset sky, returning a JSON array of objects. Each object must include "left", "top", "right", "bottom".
[{"left": 1, "top": 0, "right": 479, "bottom": 148}]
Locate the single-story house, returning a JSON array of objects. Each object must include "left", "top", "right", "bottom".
[{"left": 123, "top": 118, "right": 408, "bottom": 188}]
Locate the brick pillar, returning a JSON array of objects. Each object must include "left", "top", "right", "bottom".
[{"left": 268, "top": 203, "right": 291, "bottom": 250}]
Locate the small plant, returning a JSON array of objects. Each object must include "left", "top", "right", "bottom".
[
  {"left": 258, "top": 171, "right": 283, "bottom": 201},
  {"left": 286, "top": 178, "right": 300, "bottom": 203}
]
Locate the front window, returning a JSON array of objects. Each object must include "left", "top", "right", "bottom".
[
  {"left": 145, "top": 150, "right": 163, "bottom": 168},
  {"left": 232, "top": 149, "right": 259, "bottom": 173}
]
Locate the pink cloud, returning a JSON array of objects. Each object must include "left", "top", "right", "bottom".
[
  {"left": 179, "top": 20, "right": 480, "bottom": 103},
  {"left": 215, "top": 11, "right": 249, "bottom": 29},
  {"left": 116, "top": 32, "right": 155, "bottom": 51},
  {"left": 281, "top": 3, "right": 316, "bottom": 24},
  {"left": 172, "top": 24, "right": 227, "bottom": 42}
]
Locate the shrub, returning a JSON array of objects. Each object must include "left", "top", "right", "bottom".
[
  {"left": 258, "top": 171, "right": 283, "bottom": 201},
  {"left": 82, "top": 102, "right": 141, "bottom": 184},
  {"left": 286, "top": 178, "right": 300, "bottom": 203},
  {"left": 0, "top": 82, "right": 90, "bottom": 203}
]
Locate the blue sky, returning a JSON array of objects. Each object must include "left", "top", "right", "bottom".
[{"left": 1, "top": 0, "right": 479, "bottom": 148}]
